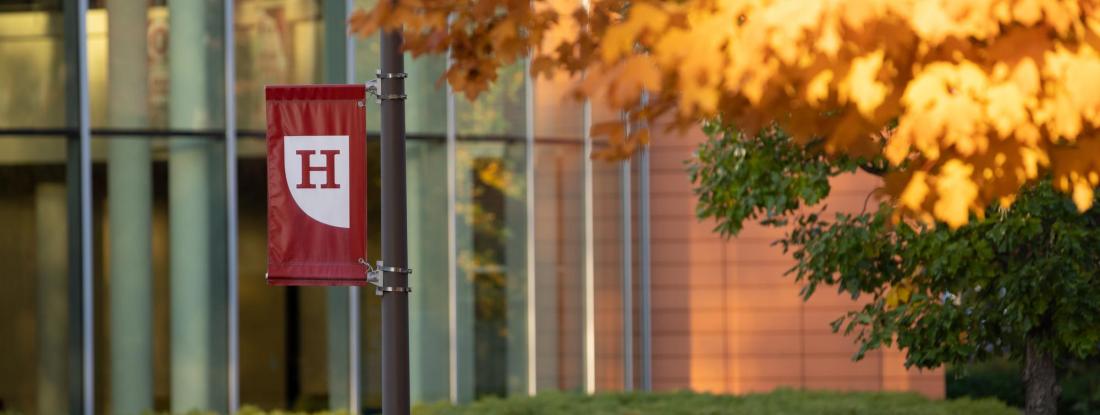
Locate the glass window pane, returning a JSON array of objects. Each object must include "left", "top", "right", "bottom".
[
  {"left": 86, "top": 2, "right": 164, "bottom": 129},
  {"left": 1, "top": 3, "right": 80, "bottom": 414},
  {"left": 235, "top": 0, "right": 358, "bottom": 411},
  {"left": 235, "top": 0, "right": 323, "bottom": 132},
  {"left": 87, "top": 1, "right": 223, "bottom": 130},
  {"left": 92, "top": 132, "right": 229, "bottom": 414},
  {"left": 592, "top": 150, "right": 625, "bottom": 391},
  {"left": 406, "top": 138, "right": 450, "bottom": 403},
  {"left": 454, "top": 62, "right": 529, "bottom": 401},
  {"left": 532, "top": 141, "right": 587, "bottom": 392},
  {"left": 590, "top": 92, "right": 625, "bottom": 392},
  {"left": 239, "top": 135, "right": 344, "bottom": 411},
  {"left": 0, "top": 136, "right": 73, "bottom": 414},
  {"left": 533, "top": 67, "right": 586, "bottom": 392},
  {"left": 91, "top": 0, "right": 230, "bottom": 413},
  {"left": 0, "top": 2, "right": 71, "bottom": 129}
]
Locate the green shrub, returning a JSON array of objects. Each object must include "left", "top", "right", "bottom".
[
  {"left": 947, "top": 359, "right": 1025, "bottom": 408},
  {"left": 0, "top": 390, "right": 1016, "bottom": 415},
  {"left": 236, "top": 405, "right": 350, "bottom": 415},
  {"left": 134, "top": 405, "right": 351, "bottom": 415},
  {"left": 948, "top": 357, "right": 1100, "bottom": 414},
  {"left": 412, "top": 389, "right": 1016, "bottom": 415}
]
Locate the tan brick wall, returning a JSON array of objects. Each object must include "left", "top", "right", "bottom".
[{"left": 643, "top": 126, "right": 944, "bottom": 397}]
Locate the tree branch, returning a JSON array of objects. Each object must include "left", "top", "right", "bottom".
[{"left": 858, "top": 162, "right": 888, "bottom": 177}]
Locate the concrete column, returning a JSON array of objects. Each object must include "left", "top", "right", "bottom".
[
  {"left": 168, "top": 136, "right": 213, "bottom": 412},
  {"left": 168, "top": 0, "right": 226, "bottom": 411},
  {"left": 37, "top": 183, "right": 69, "bottom": 415},
  {"left": 106, "top": 0, "right": 153, "bottom": 413}
]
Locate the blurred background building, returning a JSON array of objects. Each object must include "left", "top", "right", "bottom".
[{"left": 0, "top": 0, "right": 941, "bottom": 413}]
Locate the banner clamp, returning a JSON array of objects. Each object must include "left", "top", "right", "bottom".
[
  {"left": 361, "top": 258, "right": 413, "bottom": 296},
  {"left": 365, "top": 70, "right": 408, "bottom": 103}
]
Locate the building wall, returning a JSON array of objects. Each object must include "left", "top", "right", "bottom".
[
  {"left": 0, "top": 2, "right": 946, "bottom": 412},
  {"left": 644, "top": 126, "right": 944, "bottom": 397}
]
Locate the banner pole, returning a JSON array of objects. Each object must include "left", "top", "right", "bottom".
[{"left": 380, "top": 10, "right": 411, "bottom": 415}]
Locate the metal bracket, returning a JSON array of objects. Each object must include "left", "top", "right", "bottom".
[
  {"left": 361, "top": 258, "right": 412, "bottom": 296},
  {"left": 376, "top": 69, "right": 408, "bottom": 79},
  {"left": 365, "top": 70, "right": 408, "bottom": 103}
]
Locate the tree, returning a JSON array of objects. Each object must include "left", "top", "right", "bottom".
[
  {"left": 690, "top": 122, "right": 1100, "bottom": 415},
  {"left": 351, "top": 0, "right": 1100, "bottom": 227}
]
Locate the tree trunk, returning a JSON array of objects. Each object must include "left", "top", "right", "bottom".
[{"left": 1024, "top": 338, "right": 1059, "bottom": 415}]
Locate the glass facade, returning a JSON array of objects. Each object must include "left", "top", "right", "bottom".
[{"left": 0, "top": 0, "right": 647, "bottom": 413}]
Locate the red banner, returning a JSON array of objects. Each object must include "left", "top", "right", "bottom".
[{"left": 266, "top": 85, "right": 367, "bottom": 286}]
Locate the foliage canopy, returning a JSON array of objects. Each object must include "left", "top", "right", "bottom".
[{"left": 352, "top": 0, "right": 1100, "bottom": 227}]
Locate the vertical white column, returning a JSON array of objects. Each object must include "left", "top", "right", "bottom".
[
  {"left": 36, "top": 184, "right": 69, "bottom": 415},
  {"left": 168, "top": 0, "right": 221, "bottom": 411},
  {"left": 582, "top": 99, "right": 595, "bottom": 394},
  {"left": 106, "top": 0, "right": 154, "bottom": 412},
  {"left": 523, "top": 59, "right": 538, "bottom": 396}
]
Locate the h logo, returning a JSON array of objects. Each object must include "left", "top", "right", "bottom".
[
  {"left": 284, "top": 136, "right": 351, "bottom": 228},
  {"left": 296, "top": 149, "right": 341, "bottom": 189}
]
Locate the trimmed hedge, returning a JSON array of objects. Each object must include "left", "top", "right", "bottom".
[
  {"left": 948, "top": 357, "right": 1100, "bottom": 414},
  {"left": 0, "top": 389, "right": 1017, "bottom": 415},
  {"left": 414, "top": 389, "right": 1016, "bottom": 415}
]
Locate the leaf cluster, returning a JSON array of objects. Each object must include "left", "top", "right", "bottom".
[
  {"left": 352, "top": 0, "right": 1100, "bottom": 227},
  {"left": 692, "top": 124, "right": 1100, "bottom": 370},
  {"left": 690, "top": 121, "right": 862, "bottom": 236}
]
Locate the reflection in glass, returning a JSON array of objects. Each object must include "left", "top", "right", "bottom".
[
  {"left": 236, "top": 0, "right": 322, "bottom": 131},
  {"left": 532, "top": 65, "right": 587, "bottom": 392},
  {"left": 93, "top": 1, "right": 159, "bottom": 414},
  {"left": 0, "top": 0, "right": 647, "bottom": 412},
  {"left": 0, "top": 137, "right": 71, "bottom": 415},
  {"left": 167, "top": 0, "right": 228, "bottom": 412},
  {"left": 454, "top": 141, "right": 529, "bottom": 400},
  {"left": 235, "top": 0, "right": 349, "bottom": 411},
  {"left": 590, "top": 90, "right": 626, "bottom": 392},
  {"left": 0, "top": 3, "right": 70, "bottom": 129},
  {"left": 238, "top": 135, "right": 341, "bottom": 411},
  {"left": 406, "top": 139, "right": 450, "bottom": 403},
  {"left": 592, "top": 148, "right": 625, "bottom": 391},
  {"left": 454, "top": 62, "right": 529, "bottom": 401}
]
